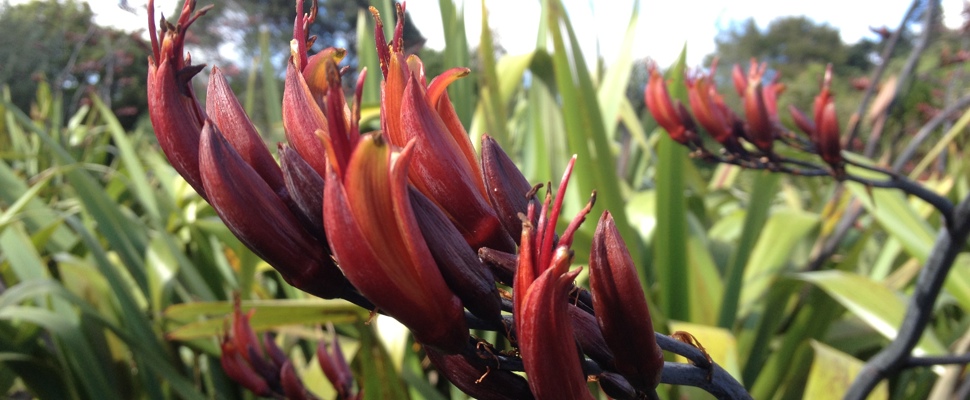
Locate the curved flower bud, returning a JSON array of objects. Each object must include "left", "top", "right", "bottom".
[
  {"left": 147, "top": 0, "right": 211, "bottom": 198},
  {"left": 514, "top": 157, "right": 595, "bottom": 400},
  {"left": 323, "top": 134, "right": 468, "bottom": 353},
  {"left": 317, "top": 332, "right": 356, "bottom": 399},
  {"left": 589, "top": 211, "right": 664, "bottom": 391},
  {"left": 282, "top": 60, "right": 332, "bottom": 177},
  {"left": 425, "top": 346, "right": 534, "bottom": 400},
  {"left": 199, "top": 120, "right": 349, "bottom": 299},
  {"left": 740, "top": 60, "right": 783, "bottom": 153},
  {"left": 481, "top": 134, "right": 540, "bottom": 244},
  {"left": 372, "top": 7, "right": 514, "bottom": 254},
  {"left": 789, "top": 64, "right": 843, "bottom": 176},
  {"left": 645, "top": 64, "right": 700, "bottom": 147},
  {"left": 410, "top": 188, "right": 502, "bottom": 324},
  {"left": 279, "top": 144, "right": 326, "bottom": 239},
  {"left": 221, "top": 299, "right": 319, "bottom": 399},
  {"left": 206, "top": 66, "right": 286, "bottom": 195},
  {"left": 685, "top": 69, "right": 746, "bottom": 154},
  {"left": 597, "top": 372, "right": 638, "bottom": 400}
]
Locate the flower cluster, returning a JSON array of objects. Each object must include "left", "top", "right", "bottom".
[
  {"left": 220, "top": 299, "right": 359, "bottom": 400},
  {"left": 148, "top": 0, "right": 666, "bottom": 398},
  {"left": 646, "top": 59, "right": 845, "bottom": 178}
]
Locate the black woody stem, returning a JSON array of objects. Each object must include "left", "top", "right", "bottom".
[{"left": 846, "top": 194, "right": 970, "bottom": 399}]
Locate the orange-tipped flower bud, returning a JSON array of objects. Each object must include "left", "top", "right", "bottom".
[
  {"left": 514, "top": 157, "right": 596, "bottom": 400},
  {"left": 645, "top": 64, "right": 700, "bottom": 147},
  {"left": 323, "top": 135, "right": 468, "bottom": 353}
]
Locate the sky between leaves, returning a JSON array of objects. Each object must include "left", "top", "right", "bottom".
[{"left": 29, "top": 0, "right": 970, "bottom": 68}]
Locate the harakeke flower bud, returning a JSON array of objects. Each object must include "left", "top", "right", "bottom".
[
  {"left": 317, "top": 331, "right": 356, "bottom": 399},
  {"left": 589, "top": 211, "right": 664, "bottom": 391},
  {"left": 425, "top": 346, "right": 534, "bottom": 400},
  {"left": 199, "top": 120, "right": 349, "bottom": 299},
  {"left": 645, "top": 64, "right": 701, "bottom": 147},
  {"left": 206, "top": 66, "right": 286, "bottom": 195},
  {"left": 685, "top": 68, "right": 746, "bottom": 154},
  {"left": 147, "top": 0, "right": 211, "bottom": 199},
  {"left": 373, "top": 6, "right": 514, "bottom": 254},
  {"left": 410, "top": 188, "right": 503, "bottom": 324},
  {"left": 737, "top": 60, "right": 784, "bottom": 154},
  {"left": 322, "top": 134, "right": 467, "bottom": 353},
  {"left": 481, "top": 134, "right": 541, "bottom": 244},
  {"left": 514, "top": 157, "right": 596, "bottom": 400},
  {"left": 789, "top": 64, "right": 844, "bottom": 176}
]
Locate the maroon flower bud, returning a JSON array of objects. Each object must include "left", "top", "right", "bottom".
[
  {"left": 514, "top": 157, "right": 596, "bottom": 400},
  {"left": 481, "top": 134, "right": 540, "bottom": 244},
  {"left": 280, "top": 361, "right": 316, "bottom": 400},
  {"left": 568, "top": 304, "right": 615, "bottom": 368},
  {"left": 317, "top": 333, "right": 355, "bottom": 399},
  {"left": 279, "top": 143, "right": 326, "bottom": 239},
  {"left": 478, "top": 247, "right": 518, "bottom": 286},
  {"left": 146, "top": 0, "right": 210, "bottom": 199},
  {"left": 410, "top": 187, "right": 502, "bottom": 324},
  {"left": 739, "top": 60, "right": 784, "bottom": 154},
  {"left": 206, "top": 66, "right": 286, "bottom": 195},
  {"left": 589, "top": 211, "right": 664, "bottom": 391},
  {"left": 597, "top": 372, "right": 638, "bottom": 400},
  {"left": 199, "top": 120, "right": 348, "bottom": 299},
  {"left": 424, "top": 347, "right": 534, "bottom": 400}
]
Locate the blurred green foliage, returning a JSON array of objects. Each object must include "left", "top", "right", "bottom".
[{"left": 1, "top": 0, "right": 969, "bottom": 399}]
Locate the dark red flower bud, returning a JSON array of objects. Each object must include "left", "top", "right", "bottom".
[
  {"left": 280, "top": 361, "right": 315, "bottom": 400},
  {"left": 206, "top": 66, "right": 285, "bottom": 195},
  {"left": 481, "top": 134, "right": 540, "bottom": 244},
  {"left": 514, "top": 157, "right": 596, "bottom": 400},
  {"left": 597, "top": 372, "right": 638, "bottom": 400},
  {"left": 568, "top": 304, "right": 615, "bottom": 367},
  {"left": 478, "top": 247, "right": 518, "bottom": 286},
  {"left": 279, "top": 143, "right": 326, "bottom": 239},
  {"left": 147, "top": 0, "right": 211, "bottom": 199},
  {"left": 685, "top": 70, "right": 746, "bottom": 154},
  {"left": 317, "top": 334, "right": 355, "bottom": 399},
  {"left": 410, "top": 187, "right": 502, "bottom": 324},
  {"left": 589, "top": 211, "right": 664, "bottom": 391},
  {"left": 372, "top": 8, "right": 514, "bottom": 253},
  {"left": 425, "top": 347, "right": 534, "bottom": 400},
  {"left": 199, "top": 120, "right": 348, "bottom": 299}
]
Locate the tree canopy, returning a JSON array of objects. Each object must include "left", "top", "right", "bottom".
[{"left": 0, "top": 0, "right": 149, "bottom": 127}]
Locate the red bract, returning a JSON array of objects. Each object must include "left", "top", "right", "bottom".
[
  {"left": 220, "top": 300, "right": 319, "bottom": 399},
  {"left": 790, "top": 64, "right": 844, "bottom": 175},
  {"left": 685, "top": 68, "right": 746, "bottom": 153},
  {"left": 736, "top": 60, "right": 785, "bottom": 154},
  {"left": 146, "top": 0, "right": 210, "bottom": 198},
  {"left": 198, "top": 121, "right": 349, "bottom": 299},
  {"left": 645, "top": 64, "right": 700, "bottom": 147},
  {"left": 514, "top": 157, "right": 596, "bottom": 400},
  {"left": 322, "top": 135, "right": 468, "bottom": 353},
  {"left": 373, "top": 5, "right": 514, "bottom": 254},
  {"left": 590, "top": 211, "right": 664, "bottom": 392}
]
